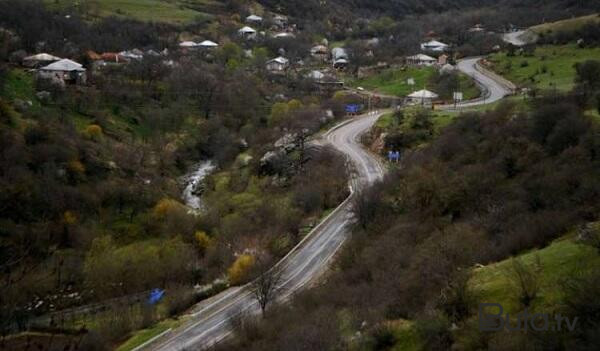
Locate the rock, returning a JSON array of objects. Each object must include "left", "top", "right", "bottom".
[
  {"left": 36, "top": 91, "right": 52, "bottom": 103},
  {"left": 13, "top": 99, "right": 32, "bottom": 112},
  {"left": 260, "top": 149, "right": 287, "bottom": 175},
  {"left": 191, "top": 180, "right": 206, "bottom": 197},
  {"left": 274, "top": 133, "right": 297, "bottom": 151}
]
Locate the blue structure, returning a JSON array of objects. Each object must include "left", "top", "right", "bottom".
[
  {"left": 388, "top": 150, "right": 401, "bottom": 163},
  {"left": 345, "top": 104, "right": 360, "bottom": 114},
  {"left": 148, "top": 288, "right": 165, "bottom": 305}
]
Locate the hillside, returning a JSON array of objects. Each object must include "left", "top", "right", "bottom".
[
  {"left": 532, "top": 13, "right": 600, "bottom": 34},
  {"left": 45, "top": 0, "right": 223, "bottom": 23}
]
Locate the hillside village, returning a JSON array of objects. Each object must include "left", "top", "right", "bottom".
[
  {"left": 5, "top": 6, "right": 507, "bottom": 109},
  {"left": 1, "top": 1, "right": 600, "bottom": 350}
]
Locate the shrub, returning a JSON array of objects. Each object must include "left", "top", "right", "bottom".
[
  {"left": 152, "top": 198, "right": 183, "bottom": 219},
  {"left": 227, "top": 254, "right": 255, "bottom": 285},
  {"left": 84, "top": 124, "right": 103, "bottom": 140},
  {"left": 195, "top": 231, "right": 213, "bottom": 254}
]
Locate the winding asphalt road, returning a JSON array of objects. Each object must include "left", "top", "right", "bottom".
[
  {"left": 440, "top": 57, "right": 514, "bottom": 109},
  {"left": 146, "top": 113, "right": 386, "bottom": 351},
  {"left": 145, "top": 55, "right": 515, "bottom": 351},
  {"left": 503, "top": 30, "right": 529, "bottom": 46}
]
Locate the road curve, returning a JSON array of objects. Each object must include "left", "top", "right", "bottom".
[
  {"left": 503, "top": 30, "right": 528, "bottom": 46},
  {"left": 146, "top": 113, "right": 386, "bottom": 351},
  {"left": 440, "top": 57, "right": 513, "bottom": 109}
]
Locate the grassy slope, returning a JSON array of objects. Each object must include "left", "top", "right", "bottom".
[
  {"left": 352, "top": 67, "right": 437, "bottom": 97},
  {"left": 531, "top": 13, "right": 600, "bottom": 34},
  {"left": 469, "top": 236, "right": 600, "bottom": 315},
  {"left": 116, "top": 318, "right": 182, "bottom": 351},
  {"left": 488, "top": 44, "right": 600, "bottom": 91},
  {"left": 352, "top": 67, "right": 479, "bottom": 100},
  {"left": 46, "top": 0, "right": 217, "bottom": 24}
]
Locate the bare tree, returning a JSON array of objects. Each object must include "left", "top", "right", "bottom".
[
  {"left": 507, "top": 256, "right": 542, "bottom": 308},
  {"left": 250, "top": 267, "right": 284, "bottom": 316}
]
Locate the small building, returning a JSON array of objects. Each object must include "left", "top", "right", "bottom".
[
  {"left": 120, "top": 49, "right": 144, "bottom": 60},
  {"left": 246, "top": 14, "right": 263, "bottom": 23},
  {"left": 273, "top": 32, "right": 295, "bottom": 39},
  {"left": 273, "top": 15, "right": 288, "bottom": 28},
  {"left": 199, "top": 40, "right": 219, "bottom": 48},
  {"left": 438, "top": 54, "right": 449, "bottom": 65},
  {"left": 407, "top": 89, "right": 439, "bottom": 106},
  {"left": 310, "top": 45, "right": 328, "bottom": 61},
  {"left": 468, "top": 24, "right": 485, "bottom": 33},
  {"left": 23, "top": 53, "right": 61, "bottom": 68},
  {"left": 38, "top": 58, "right": 86, "bottom": 84},
  {"left": 266, "top": 56, "right": 289, "bottom": 72},
  {"left": 420, "top": 40, "right": 449, "bottom": 52},
  {"left": 406, "top": 54, "right": 437, "bottom": 66},
  {"left": 100, "top": 52, "right": 128, "bottom": 63},
  {"left": 179, "top": 41, "right": 201, "bottom": 49},
  {"left": 332, "top": 47, "right": 349, "bottom": 69},
  {"left": 238, "top": 26, "right": 257, "bottom": 40}
]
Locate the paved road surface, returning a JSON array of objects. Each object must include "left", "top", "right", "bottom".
[
  {"left": 503, "top": 30, "right": 528, "bottom": 46},
  {"left": 146, "top": 112, "right": 386, "bottom": 351},
  {"left": 439, "top": 57, "right": 514, "bottom": 109}
]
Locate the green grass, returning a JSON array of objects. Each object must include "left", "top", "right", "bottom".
[
  {"left": 352, "top": 67, "right": 437, "bottom": 97},
  {"left": 389, "top": 320, "right": 423, "bottom": 351},
  {"left": 377, "top": 108, "right": 458, "bottom": 133},
  {"left": 587, "top": 108, "right": 600, "bottom": 123},
  {"left": 46, "top": 0, "right": 216, "bottom": 24},
  {"left": 488, "top": 44, "right": 600, "bottom": 91},
  {"left": 469, "top": 236, "right": 600, "bottom": 315},
  {"left": 2, "top": 69, "right": 38, "bottom": 104},
  {"left": 531, "top": 13, "right": 600, "bottom": 35},
  {"left": 116, "top": 318, "right": 181, "bottom": 351},
  {"left": 352, "top": 67, "right": 479, "bottom": 100}
]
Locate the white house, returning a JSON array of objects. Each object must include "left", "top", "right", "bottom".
[
  {"left": 38, "top": 58, "right": 86, "bottom": 84},
  {"left": 238, "top": 26, "right": 257, "bottom": 39},
  {"left": 246, "top": 14, "right": 263, "bottom": 23},
  {"left": 407, "top": 89, "right": 439, "bottom": 105},
  {"left": 179, "top": 41, "right": 200, "bottom": 49},
  {"left": 406, "top": 54, "right": 437, "bottom": 66},
  {"left": 332, "top": 47, "right": 349, "bottom": 69},
  {"left": 266, "top": 56, "right": 289, "bottom": 72},
  {"left": 199, "top": 40, "right": 219, "bottom": 48},
  {"left": 420, "top": 40, "right": 449, "bottom": 52},
  {"left": 310, "top": 45, "right": 328, "bottom": 61},
  {"left": 23, "top": 53, "right": 61, "bottom": 68}
]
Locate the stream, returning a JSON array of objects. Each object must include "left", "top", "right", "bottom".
[{"left": 181, "top": 160, "right": 216, "bottom": 211}]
